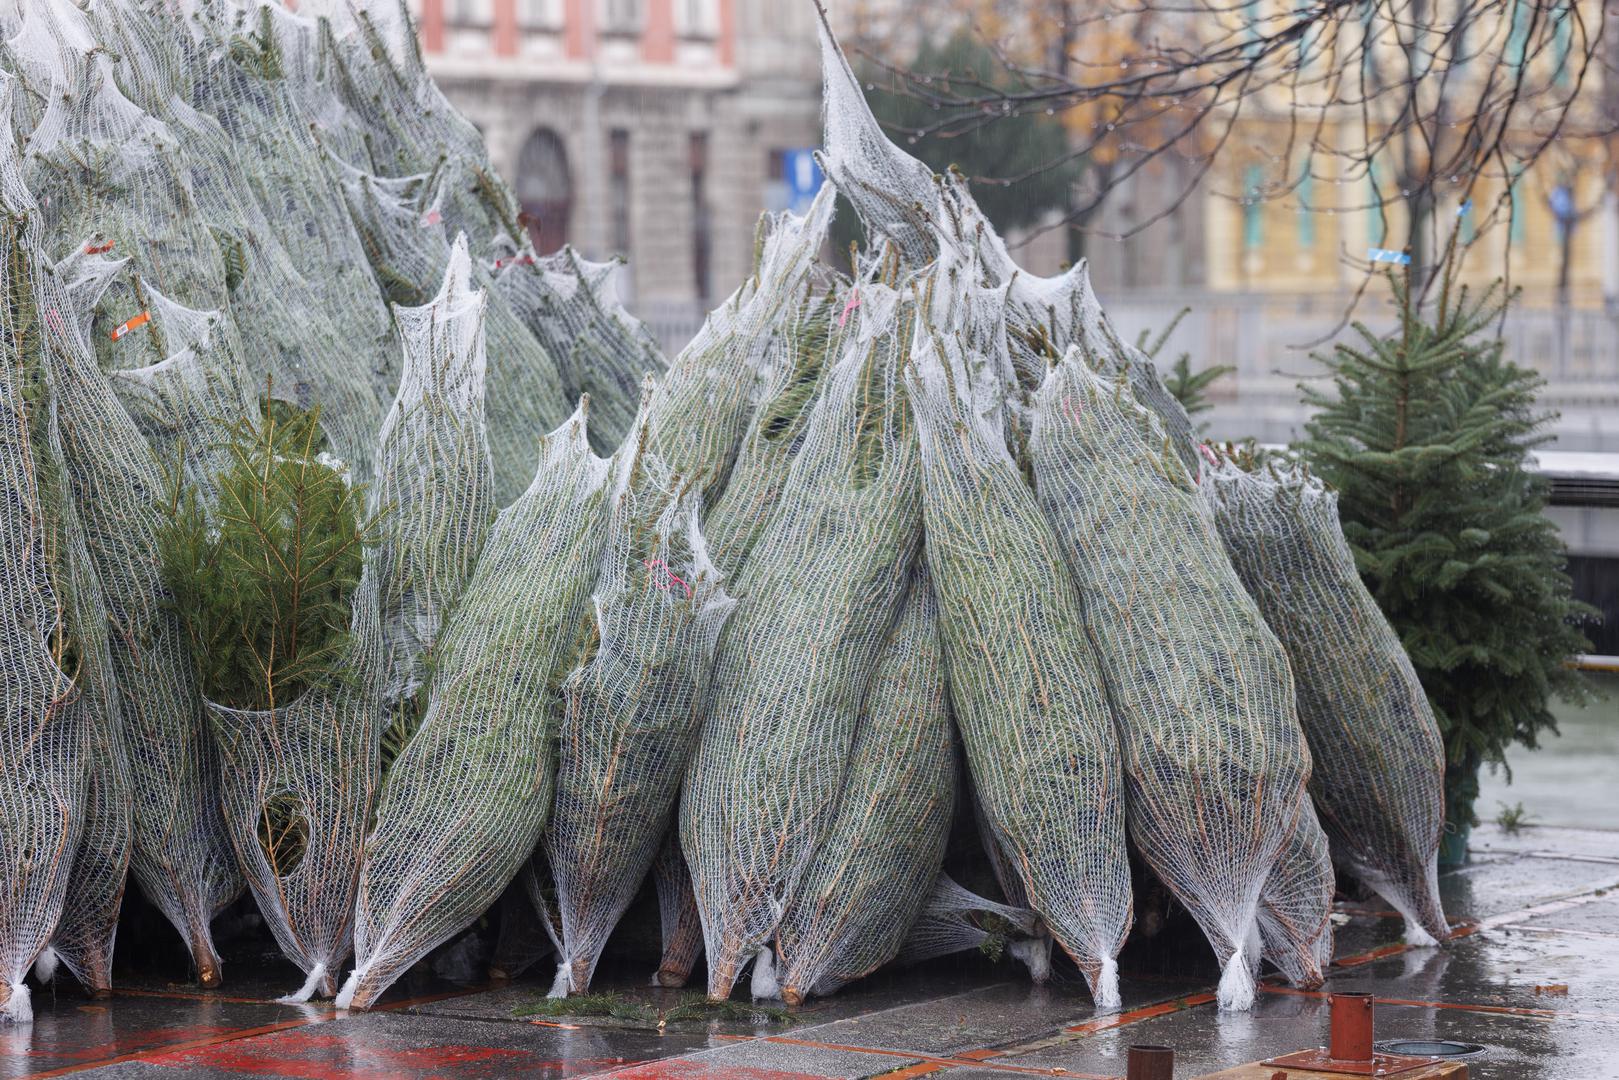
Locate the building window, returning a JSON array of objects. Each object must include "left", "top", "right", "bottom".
[
  {"left": 1241, "top": 163, "right": 1264, "bottom": 251},
  {"left": 690, "top": 132, "right": 712, "bottom": 301},
  {"left": 765, "top": 148, "right": 788, "bottom": 211},
  {"left": 1553, "top": 3, "right": 1573, "bottom": 86},
  {"left": 518, "top": 127, "right": 572, "bottom": 253},
  {"left": 518, "top": 0, "right": 560, "bottom": 28},
  {"left": 1509, "top": 173, "right": 1526, "bottom": 247},
  {"left": 1296, "top": 162, "right": 1315, "bottom": 249},
  {"left": 601, "top": 0, "right": 643, "bottom": 33},
  {"left": 447, "top": 0, "right": 489, "bottom": 25},
  {"left": 678, "top": 0, "right": 716, "bottom": 36},
  {"left": 1366, "top": 162, "right": 1385, "bottom": 247},
  {"left": 1506, "top": 0, "right": 1530, "bottom": 71},
  {"left": 610, "top": 129, "right": 632, "bottom": 256}
]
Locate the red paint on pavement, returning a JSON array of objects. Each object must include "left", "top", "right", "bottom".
[
  {"left": 1063, "top": 992, "right": 1217, "bottom": 1036},
  {"left": 13, "top": 981, "right": 500, "bottom": 1077},
  {"left": 141, "top": 1030, "right": 639, "bottom": 1078},
  {"left": 16, "top": 1016, "right": 336, "bottom": 1079},
  {"left": 1329, "top": 922, "right": 1476, "bottom": 971},
  {"left": 12, "top": 1025, "right": 244, "bottom": 1062},
  {"left": 1260, "top": 984, "right": 1619, "bottom": 1023}
]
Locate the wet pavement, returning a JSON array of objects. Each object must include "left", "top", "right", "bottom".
[
  {"left": 5, "top": 821, "right": 1617, "bottom": 1078},
  {"left": 1478, "top": 671, "right": 1619, "bottom": 829}
]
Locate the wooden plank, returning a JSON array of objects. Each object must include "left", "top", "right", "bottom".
[{"left": 1194, "top": 1060, "right": 1468, "bottom": 1080}]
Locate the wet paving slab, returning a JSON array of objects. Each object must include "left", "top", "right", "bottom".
[
  {"left": 5, "top": 822, "right": 1615, "bottom": 1078},
  {"left": 75, "top": 1013, "right": 697, "bottom": 1080}
]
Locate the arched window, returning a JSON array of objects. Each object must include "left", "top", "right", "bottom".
[{"left": 517, "top": 128, "right": 572, "bottom": 253}]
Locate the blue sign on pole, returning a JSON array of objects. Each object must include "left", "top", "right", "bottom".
[{"left": 782, "top": 149, "right": 824, "bottom": 215}]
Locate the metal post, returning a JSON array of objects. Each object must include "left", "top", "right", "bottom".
[
  {"left": 1328, "top": 992, "right": 1375, "bottom": 1062},
  {"left": 1126, "top": 1044, "right": 1174, "bottom": 1080}
]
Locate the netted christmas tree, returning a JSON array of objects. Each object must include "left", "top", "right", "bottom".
[
  {"left": 1207, "top": 454, "right": 1449, "bottom": 945},
  {"left": 1030, "top": 347, "right": 1311, "bottom": 1011},
  {"left": 371, "top": 237, "right": 497, "bottom": 761},
  {"left": 338, "top": 404, "right": 610, "bottom": 1010},
  {"left": 1297, "top": 256, "right": 1593, "bottom": 851},
  {"left": 543, "top": 407, "right": 735, "bottom": 997},
  {"left": 774, "top": 566, "right": 955, "bottom": 1004},
  {"left": 1256, "top": 801, "right": 1334, "bottom": 989},
  {"left": 680, "top": 281, "right": 922, "bottom": 1001},
  {"left": 905, "top": 259, "right": 1132, "bottom": 1010}
]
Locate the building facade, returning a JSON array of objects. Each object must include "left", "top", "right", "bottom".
[{"left": 408, "top": 0, "right": 823, "bottom": 327}]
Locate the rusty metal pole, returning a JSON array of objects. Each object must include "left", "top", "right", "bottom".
[
  {"left": 1328, "top": 992, "right": 1375, "bottom": 1062},
  {"left": 1126, "top": 1044, "right": 1174, "bottom": 1080}
]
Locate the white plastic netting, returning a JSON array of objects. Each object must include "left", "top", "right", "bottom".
[
  {"left": 1257, "top": 799, "right": 1335, "bottom": 989},
  {"left": 817, "top": 3, "right": 1202, "bottom": 477},
  {"left": 1012, "top": 268, "right": 1201, "bottom": 477},
  {"left": 15, "top": 2, "right": 390, "bottom": 479},
  {"left": 645, "top": 186, "right": 836, "bottom": 505},
  {"left": 491, "top": 244, "right": 664, "bottom": 457},
  {"left": 815, "top": 11, "right": 939, "bottom": 268},
  {"left": 2, "top": 108, "right": 242, "bottom": 988},
  {"left": 338, "top": 406, "right": 610, "bottom": 1010},
  {"left": 371, "top": 236, "right": 496, "bottom": 736},
  {"left": 0, "top": 0, "right": 1480, "bottom": 1019},
  {"left": 651, "top": 832, "right": 704, "bottom": 988},
  {"left": 774, "top": 568, "right": 954, "bottom": 1004},
  {"left": 680, "top": 280, "right": 922, "bottom": 1001},
  {"left": 543, "top": 418, "right": 735, "bottom": 996},
  {"left": 1207, "top": 459, "right": 1449, "bottom": 945},
  {"left": 324, "top": 155, "right": 573, "bottom": 500},
  {"left": 206, "top": 566, "right": 384, "bottom": 1003},
  {"left": 1029, "top": 349, "right": 1311, "bottom": 1011},
  {"left": 905, "top": 272, "right": 1131, "bottom": 1010},
  {"left": 99, "top": 282, "right": 255, "bottom": 498},
  {"left": 701, "top": 276, "right": 846, "bottom": 576},
  {"left": 0, "top": 192, "right": 90, "bottom": 1025},
  {"left": 899, "top": 875, "right": 1050, "bottom": 983},
  {"left": 25, "top": 241, "right": 134, "bottom": 1003}
]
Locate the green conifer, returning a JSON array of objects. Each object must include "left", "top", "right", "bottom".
[{"left": 159, "top": 398, "right": 378, "bottom": 714}]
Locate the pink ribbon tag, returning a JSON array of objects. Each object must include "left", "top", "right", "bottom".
[
  {"left": 643, "top": 558, "right": 693, "bottom": 599},
  {"left": 419, "top": 208, "right": 441, "bottom": 228},
  {"left": 1062, "top": 396, "right": 1082, "bottom": 425},
  {"left": 838, "top": 289, "right": 861, "bottom": 327}
]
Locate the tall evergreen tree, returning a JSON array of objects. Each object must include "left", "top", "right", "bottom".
[{"left": 1298, "top": 256, "right": 1594, "bottom": 851}]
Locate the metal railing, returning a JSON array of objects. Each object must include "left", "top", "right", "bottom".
[{"left": 627, "top": 291, "right": 1619, "bottom": 453}]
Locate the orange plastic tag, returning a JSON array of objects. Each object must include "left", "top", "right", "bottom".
[
  {"left": 110, "top": 310, "right": 151, "bottom": 341},
  {"left": 84, "top": 240, "right": 115, "bottom": 255}
]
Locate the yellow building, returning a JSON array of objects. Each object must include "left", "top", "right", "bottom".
[{"left": 1202, "top": 1, "right": 1612, "bottom": 308}]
